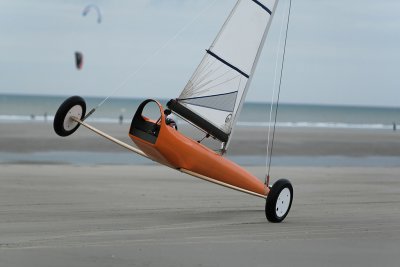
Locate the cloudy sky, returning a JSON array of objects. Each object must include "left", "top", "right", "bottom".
[{"left": 0, "top": 0, "right": 399, "bottom": 107}]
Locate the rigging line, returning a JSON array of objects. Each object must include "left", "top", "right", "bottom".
[
  {"left": 265, "top": 0, "right": 293, "bottom": 183},
  {"left": 83, "top": 0, "right": 219, "bottom": 120},
  {"left": 265, "top": 0, "right": 288, "bottom": 171}
]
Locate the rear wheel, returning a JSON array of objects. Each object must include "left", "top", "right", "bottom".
[
  {"left": 265, "top": 179, "right": 293, "bottom": 223},
  {"left": 53, "top": 96, "right": 86, "bottom": 137}
]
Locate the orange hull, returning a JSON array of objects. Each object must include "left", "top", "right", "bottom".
[{"left": 129, "top": 100, "right": 268, "bottom": 197}]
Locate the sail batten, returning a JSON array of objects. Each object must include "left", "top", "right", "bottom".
[
  {"left": 206, "top": 50, "right": 249, "bottom": 78},
  {"left": 251, "top": 0, "right": 272, "bottom": 14},
  {"left": 169, "top": 0, "right": 279, "bottom": 152}
]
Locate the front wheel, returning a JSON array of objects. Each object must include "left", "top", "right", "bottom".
[
  {"left": 265, "top": 179, "right": 293, "bottom": 223},
  {"left": 53, "top": 96, "right": 86, "bottom": 137}
]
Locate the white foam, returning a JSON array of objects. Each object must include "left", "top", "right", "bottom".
[{"left": 0, "top": 115, "right": 394, "bottom": 130}]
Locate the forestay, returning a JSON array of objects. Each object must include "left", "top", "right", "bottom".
[{"left": 168, "top": 0, "right": 279, "bottom": 153}]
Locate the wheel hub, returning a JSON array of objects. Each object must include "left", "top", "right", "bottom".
[
  {"left": 63, "top": 105, "right": 83, "bottom": 131},
  {"left": 276, "top": 188, "right": 291, "bottom": 217}
]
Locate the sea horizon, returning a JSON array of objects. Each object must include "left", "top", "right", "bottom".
[{"left": 2, "top": 92, "right": 399, "bottom": 109}]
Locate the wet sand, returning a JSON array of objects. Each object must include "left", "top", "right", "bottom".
[
  {"left": 1, "top": 122, "right": 400, "bottom": 266},
  {"left": 1, "top": 122, "right": 400, "bottom": 156}
]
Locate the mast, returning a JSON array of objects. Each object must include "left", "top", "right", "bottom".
[{"left": 223, "top": 0, "right": 280, "bottom": 153}]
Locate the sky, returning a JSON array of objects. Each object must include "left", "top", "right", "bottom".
[{"left": 0, "top": 0, "right": 399, "bottom": 107}]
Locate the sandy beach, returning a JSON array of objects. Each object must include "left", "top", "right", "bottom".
[{"left": 1, "top": 122, "right": 400, "bottom": 266}]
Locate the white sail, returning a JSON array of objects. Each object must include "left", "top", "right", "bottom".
[{"left": 168, "top": 0, "right": 279, "bottom": 152}]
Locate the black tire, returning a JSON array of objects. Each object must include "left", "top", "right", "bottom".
[
  {"left": 265, "top": 179, "right": 293, "bottom": 223},
  {"left": 53, "top": 96, "right": 86, "bottom": 137}
]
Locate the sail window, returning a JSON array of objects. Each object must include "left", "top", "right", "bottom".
[{"left": 179, "top": 91, "right": 238, "bottom": 113}]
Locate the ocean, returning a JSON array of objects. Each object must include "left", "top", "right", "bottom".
[{"left": 1, "top": 93, "right": 399, "bottom": 130}]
